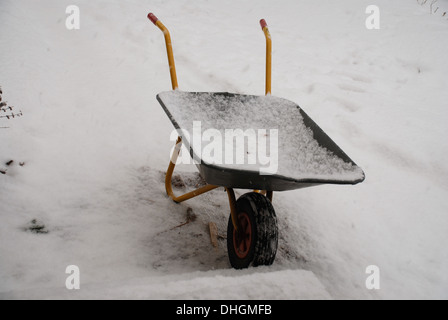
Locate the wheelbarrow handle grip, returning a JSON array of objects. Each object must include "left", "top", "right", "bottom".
[
  {"left": 260, "top": 19, "right": 268, "bottom": 30},
  {"left": 148, "top": 12, "right": 159, "bottom": 25}
]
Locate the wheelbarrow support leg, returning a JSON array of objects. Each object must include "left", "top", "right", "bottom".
[
  {"left": 266, "top": 191, "right": 273, "bottom": 202},
  {"left": 165, "top": 136, "right": 219, "bottom": 203},
  {"left": 225, "top": 187, "right": 239, "bottom": 232},
  {"left": 149, "top": 13, "right": 218, "bottom": 202}
]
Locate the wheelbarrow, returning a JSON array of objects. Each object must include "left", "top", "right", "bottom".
[{"left": 147, "top": 13, "right": 365, "bottom": 269}]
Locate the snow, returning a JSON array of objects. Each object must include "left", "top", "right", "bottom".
[
  {"left": 158, "top": 90, "right": 364, "bottom": 182},
  {"left": 1, "top": 0, "right": 448, "bottom": 300},
  {"left": 0, "top": 269, "right": 331, "bottom": 300}
]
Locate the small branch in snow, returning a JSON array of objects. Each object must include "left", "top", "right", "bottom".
[
  {"left": 156, "top": 207, "right": 198, "bottom": 236},
  {"left": 0, "top": 110, "right": 23, "bottom": 119},
  {"left": 0, "top": 86, "right": 23, "bottom": 125},
  {"left": 169, "top": 207, "right": 197, "bottom": 230}
]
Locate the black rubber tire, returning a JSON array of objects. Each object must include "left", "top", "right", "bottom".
[{"left": 227, "top": 192, "right": 278, "bottom": 269}]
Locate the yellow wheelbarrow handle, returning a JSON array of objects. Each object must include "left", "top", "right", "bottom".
[
  {"left": 148, "top": 13, "right": 179, "bottom": 90},
  {"left": 260, "top": 19, "right": 272, "bottom": 95}
]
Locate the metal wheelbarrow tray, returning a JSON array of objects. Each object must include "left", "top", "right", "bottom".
[
  {"left": 157, "top": 91, "right": 364, "bottom": 191},
  {"left": 148, "top": 13, "right": 365, "bottom": 269}
]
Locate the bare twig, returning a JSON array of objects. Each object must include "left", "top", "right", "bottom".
[
  {"left": 170, "top": 207, "right": 197, "bottom": 230},
  {"left": 156, "top": 207, "right": 197, "bottom": 235},
  {"left": 0, "top": 87, "right": 23, "bottom": 124}
]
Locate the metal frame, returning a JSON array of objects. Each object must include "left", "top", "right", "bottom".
[
  {"left": 148, "top": 13, "right": 178, "bottom": 90},
  {"left": 260, "top": 19, "right": 272, "bottom": 95},
  {"left": 165, "top": 136, "right": 219, "bottom": 203},
  {"left": 148, "top": 13, "right": 274, "bottom": 232}
]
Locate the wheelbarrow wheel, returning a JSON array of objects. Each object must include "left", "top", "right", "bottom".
[{"left": 227, "top": 192, "right": 278, "bottom": 269}]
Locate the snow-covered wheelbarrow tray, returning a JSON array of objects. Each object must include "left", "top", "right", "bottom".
[{"left": 148, "top": 13, "right": 365, "bottom": 269}]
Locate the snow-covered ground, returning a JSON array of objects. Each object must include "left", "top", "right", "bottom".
[{"left": 1, "top": 0, "right": 447, "bottom": 300}]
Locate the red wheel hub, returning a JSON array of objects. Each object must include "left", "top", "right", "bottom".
[{"left": 233, "top": 212, "right": 252, "bottom": 259}]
